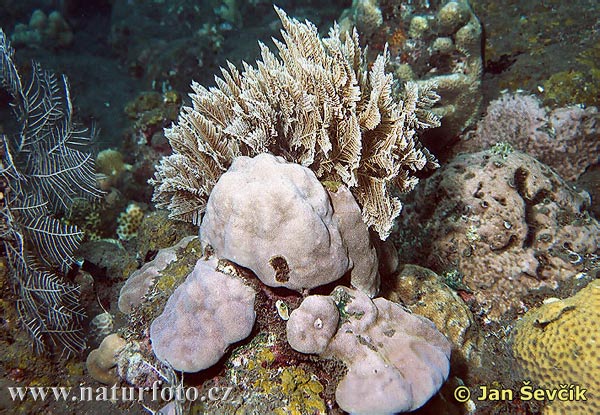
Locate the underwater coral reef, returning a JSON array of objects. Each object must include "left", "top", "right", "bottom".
[{"left": 0, "top": 1, "right": 598, "bottom": 415}]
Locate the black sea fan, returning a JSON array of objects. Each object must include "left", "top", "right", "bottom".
[{"left": 0, "top": 29, "right": 102, "bottom": 356}]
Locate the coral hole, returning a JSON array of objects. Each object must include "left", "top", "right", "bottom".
[{"left": 269, "top": 255, "right": 290, "bottom": 283}]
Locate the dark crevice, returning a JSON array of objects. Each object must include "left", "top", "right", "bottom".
[
  {"left": 513, "top": 167, "right": 553, "bottom": 250},
  {"left": 493, "top": 196, "right": 507, "bottom": 206},
  {"left": 473, "top": 181, "right": 484, "bottom": 199},
  {"left": 485, "top": 52, "right": 519, "bottom": 75},
  {"left": 534, "top": 253, "right": 551, "bottom": 280},
  {"left": 489, "top": 234, "right": 518, "bottom": 253},
  {"left": 514, "top": 167, "right": 529, "bottom": 196},
  {"left": 530, "top": 189, "right": 551, "bottom": 205},
  {"left": 144, "top": 249, "right": 158, "bottom": 263}
]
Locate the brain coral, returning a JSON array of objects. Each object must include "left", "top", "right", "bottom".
[
  {"left": 150, "top": 7, "right": 439, "bottom": 239},
  {"left": 150, "top": 258, "right": 256, "bottom": 372},
  {"left": 397, "top": 148, "right": 600, "bottom": 319},
  {"left": 512, "top": 279, "right": 600, "bottom": 415}
]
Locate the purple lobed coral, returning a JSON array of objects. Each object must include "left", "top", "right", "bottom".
[
  {"left": 149, "top": 258, "right": 256, "bottom": 372},
  {"left": 200, "top": 153, "right": 380, "bottom": 295},
  {"left": 287, "top": 286, "right": 451, "bottom": 414}
]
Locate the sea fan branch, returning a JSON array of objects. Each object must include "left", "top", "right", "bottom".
[{"left": 0, "top": 28, "right": 100, "bottom": 356}]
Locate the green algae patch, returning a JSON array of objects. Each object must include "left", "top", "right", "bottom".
[
  {"left": 125, "top": 237, "right": 202, "bottom": 340},
  {"left": 198, "top": 332, "right": 329, "bottom": 415}
]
